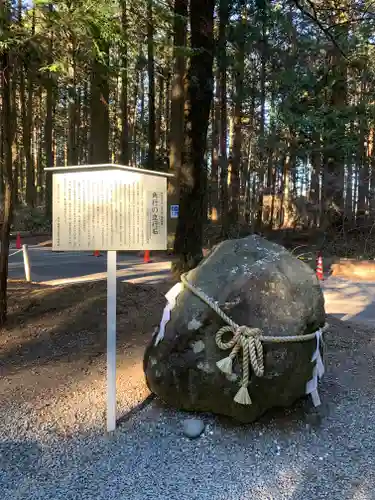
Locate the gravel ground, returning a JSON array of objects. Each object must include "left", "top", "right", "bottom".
[{"left": 1, "top": 310, "right": 375, "bottom": 499}]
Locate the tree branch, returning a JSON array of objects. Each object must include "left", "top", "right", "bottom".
[{"left": 291, "top": 0, "right": 348, "bottom": 59}]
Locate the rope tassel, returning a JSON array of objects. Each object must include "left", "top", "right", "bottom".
[
  {"left": 216, "top": 341, "right": 241, "bottom": 375},
  {"left": 216, "top": 325, "right": 264, "bottom": 406},
  {"left": 216, "top": 356, "right": 233, "bottom": 375},
  {"left": 234, "top": 386, "right": 252, "bottom": 405}
]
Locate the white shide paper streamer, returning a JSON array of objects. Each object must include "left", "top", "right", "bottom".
[
  {"left": 305, "top": 329, "right": 325, "bottom": 407},
  {"left": 154, "top": 283, "right": 183, "bottom": 345}
]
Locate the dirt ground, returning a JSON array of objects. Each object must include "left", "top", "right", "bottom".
[
  {"left": 1, "top": 275, "right": 373, "bottom": 437},
  {"left": 0, "top": 279, "right": 174, "bottom": 427}
]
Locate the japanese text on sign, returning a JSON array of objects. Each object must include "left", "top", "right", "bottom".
[{"left": 52, "top": 169, "right": 167, "bottom": 251}]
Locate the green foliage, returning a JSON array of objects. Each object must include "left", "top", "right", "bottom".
[{"left": 11, "top": 205, "right": 51, "bottom": 233}]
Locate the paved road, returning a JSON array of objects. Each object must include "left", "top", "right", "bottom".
[
  {"left": 322, "top": 277, "right": 375, "bottom": 326},
  {"left": 8, "top": 246, "right": 171, "bottom": 285},
  {"left": 9, "top": 246, "right": 375, "bottom": 325}
]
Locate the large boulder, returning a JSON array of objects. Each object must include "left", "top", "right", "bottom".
[{"left": 144, "top": 235, "right": 326, "bottom": 422}]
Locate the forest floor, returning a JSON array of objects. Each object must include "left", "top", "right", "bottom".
[
  {"left": 1, "top": 279, "right": 172, "bottom": 428},
  {"left": 1, "top": 279, "right": 375, "bottom": 499}
]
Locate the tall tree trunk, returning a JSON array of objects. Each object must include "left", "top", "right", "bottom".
[
  {"left": 11, "top": 69, "right": 20, "bottom": 206},
  {"left": 147, "top": 0, "right": 156, "bottom": 169},
  {"left": 67, "top": 37, "right": 79, "bottom": 165},
  {"left": 218, "top": 0, "right": 230, "bottom": 237},
  {"left": 120, "top": 0, "right": 129, "bottom": 165},
  {"left": 80, "top": 81, "right": 90, "bottom": 164},
  {"left": 44, "top": 4, "right": 54, "bottom": 219},
  {"left": 357, "top": 73, "right": 369, "bottom": 222},
  {"left": 369, "top": 127, "right": 375, "bottom": 217},
  {"left": 20, "top": 68, "right": 34, "bottom": 205},
  {"left": 230, "top": 6, "right": 245, "bottom": 227},
  {"left": 164, "top": 67, "right": 171, "bottom": 156},
  {"left": 0, "top": 0, "right": 14, "bottom": 325},
  {"left": 309, "top": 131, "right": 321, "bottom": 226},
  {"left": 22, "top": 5, "right": 36, "bottom": 206},
  {"left": 89, "top": 34, "right": 110, "bottom": 164},
  {"left": 280, "top": 134, "right": 296, "bottom": 228},
  {"left": 173, "top": 0, "right": 215, "bottom": 275},
  {"left": 322, "top": 5, "right": 347, "bottom": 229},
  {"left": 169, "top": 0, "right": 188, "bottom": 242},
  {"left": 169, "top": 0, "right": 187, "bottom": 173},
  {"left": 140, "top": 68, "right": 146, "bottom": 162},
  {"left": 256, "top": 3, "right": 267, "bottom": 231},
  {"left": 131, "top": 56, "right": 142, "bottom": 165},
  {"left": 156, "top": 71, "right": 164, "bottom": 157},
  {"left": 210, "top": 70, "right": 220, "bottom": 221}
]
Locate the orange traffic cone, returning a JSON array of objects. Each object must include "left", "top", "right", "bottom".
[
  {"left": 144, "top": 250, "right": 151, "bottom": 263},
  {"left": 316, "top": 253, "right": 324, "bottom": 281},
  {"left": 16, "top": 232, "right": 22, "bottom": 249},
  {"left": 93, "top": 250, "right": 101, "bottom": 257}
]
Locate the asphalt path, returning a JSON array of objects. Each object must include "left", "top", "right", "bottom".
[
  {"left": 322, "top": 277, "right": 375, "bottom": 326},
  {"left": 8, "top": 246, "right": 171, "bottom": 286},
  {"left": 8, "top": 246, "right": 375, "bottom": 326}
]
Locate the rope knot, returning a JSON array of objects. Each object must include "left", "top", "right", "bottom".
[
  {"left": 215, "top": 324, "right": 265, "bottom": 406},
  {"left": 237, "top": 326, "right": 262, "bottom": 339}
]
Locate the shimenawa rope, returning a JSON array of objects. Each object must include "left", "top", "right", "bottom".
[{"left": 180, "top": 273, "right": 328, "bottom": 405}]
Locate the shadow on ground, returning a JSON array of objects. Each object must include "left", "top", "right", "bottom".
[{"left": 1, "top": 279, "right": 173, "bottom": 374}]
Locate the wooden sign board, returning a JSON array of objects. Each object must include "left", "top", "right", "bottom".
[
  {"left": 46, "top": 164, "right": 174, "bottom": 433},
  {"left": 49, "top": 164, "right": 170, "bottom": 251}
]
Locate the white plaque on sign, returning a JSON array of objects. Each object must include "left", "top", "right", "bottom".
[{"left": 52, "top": 168, "right": 167, "bottom": 251}]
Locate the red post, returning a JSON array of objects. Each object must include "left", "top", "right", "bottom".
[
  {"left": 316, "top": 253, "right": 324, "bottom": 281},
  {"left": 93, "top": 250, "right": 101, "bottom": 257},
  {"left": 144, "top": 250, "right": 151, "bottom": 263},
  {"left": 16, "top": 232, "right": 21, "bottom": 250}
]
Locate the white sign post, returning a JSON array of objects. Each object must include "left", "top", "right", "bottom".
[
  {"left": 107, "top": 249, "right": 117, "bottom": 432},
  {"left": 46, "top": 164, "right": 173, "bottom": 433}
]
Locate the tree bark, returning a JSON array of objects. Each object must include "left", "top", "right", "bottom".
[
  {"left": 147, "top": 0, "right": 156, "bottom": 169},
  {"left": 0, "top": 0, "right": 15, "bottom": 325},
  {"left": 89, "top": 34, "right": 110, "bottom": 164},
  {"left": 120, "top": 0, "right": 130, "bottom": 165},
  {"left": 218, "top": 0, "right": 230, "bottom": 237},
  {"left": 309, "top": 131, "right": 321, "bottom": 226},
  {"left": 230, "top": 6, "right": 245, "bottom": 227},
  {"left": 357, "top": 73, "right": 369, "bottom": 222},
  {"left": 168, "top": 0, "right": 187, "bottom": 247},
  {"left": 67, "top": 36, "right": 79, "bottom": 165},
  {"left": 169, "top": 0, "right": 187, "bottom": 172},
  {"left": 173, "top": 0, "right": 215, "bottom": 275},
  {"left": 256, "top": 3, "right": 267, "bottom": 232},
  {"left": 321, "top": 3, "right": 348, "bottom": 230},
  {"left": 44, "top": 4, "right": 55, "bottom": 219},
  {"left": 210, "top": 70, "right": 220, "bottom": 220},
  {"left": 22, "top": 5, "right": 36, "bottom": 206}
]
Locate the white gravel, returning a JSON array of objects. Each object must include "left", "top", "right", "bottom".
[{"left": 1, "top": 317, "right": 375, "bottom": 500}]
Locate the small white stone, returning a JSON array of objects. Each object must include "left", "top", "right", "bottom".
[{"left": 182, "top": 418, "right": 205, "bottom": 439}]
